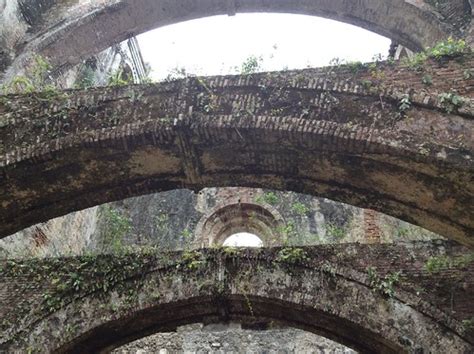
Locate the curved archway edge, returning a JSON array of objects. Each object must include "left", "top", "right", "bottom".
[
  {"left": 2, "top": 0, "right": 463, "bottom": 81},
  {"left": 1, "top": 57, "right": 473, "bottom": 245},
  {"left": 0, "top": 243, "right": 472, "bottom": 352}
]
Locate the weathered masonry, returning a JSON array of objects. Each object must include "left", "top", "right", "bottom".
[
  {"left": 1, "top": 56, "right": 473, "bottom": 245},
  {"left": 1, "top": 0, "right": 473, "bottom": 80},
  {"left": 0, "top": 242, "right": 473, "bottom": 353}
]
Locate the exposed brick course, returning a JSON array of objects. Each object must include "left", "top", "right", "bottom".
[
  {"left": 1, "top": 56, "right": 473, "bottom": 245},
  {"left": 0, "top": 242, "right": 473, "bottom": 353}
]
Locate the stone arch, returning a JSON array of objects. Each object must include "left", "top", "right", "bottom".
[
  {"left": 1, "top": 245, "right": 471, "bottom": 353},
  {"left": 4, "top": 0, "right": 461, "bottom": 79},
  {"left": 194, "top": 199, "right": 285, "bottom": 247},
  {"left": 1, "top": 57, "right": 473, "bottom": 245}
]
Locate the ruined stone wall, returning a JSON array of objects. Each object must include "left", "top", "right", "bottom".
[
  {"left": 0, "top": 3, "right": 471, "bottom": 352},
  {"left": 0, "top": 187, "right": 442, "bottom": 258},
  {"left": 114, "top": 323, "right": 355, "bottom": 354},
  {"left": 1, "top": 243, "right": 472, "bottom": 352},
  {"left": 93, "top": 188, "right": 442, "bottom": 254}
]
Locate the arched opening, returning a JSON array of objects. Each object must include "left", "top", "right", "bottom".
[
  {"left": 222, "top": 232, "right": 263, "bottom": 247},
  {"left": 5, "top": 247, "right": 470, "bottom": 353},
  {"left": 137, "top": 13, "right": 391, "bottom": 80},
  {"left": 194, "top": 202, "right": 285, "bottom": 248},
  {"left": 26, "top": 0, "right": 452, "bottom": 73}
]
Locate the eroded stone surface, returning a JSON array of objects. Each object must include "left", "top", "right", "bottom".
[
  {"left": 0, "top": 56, "right": 473, "bottom": 245},
  {"left": 0, "top": 242, "right": 472, "bottom": 353}
]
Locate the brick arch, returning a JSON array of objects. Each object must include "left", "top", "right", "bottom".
[
  {"left": 6, "top": 0, "right": 460, "bottom": 77},
  {"left": 1, "top": 244, "right": 472, "bottom": 353},
  {"left": 193, "top": 200, "right": 285, "bottom": 247},
  {"left": 1, "top": 57, "right": 473, "bottom": 245}
]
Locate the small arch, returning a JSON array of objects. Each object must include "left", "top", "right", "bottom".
[
  {"left": 222, "top": 232, "right": 263, "bottom": 247},
  {"left": 194, "top": 201, "right": 285, "bottom": 248}
]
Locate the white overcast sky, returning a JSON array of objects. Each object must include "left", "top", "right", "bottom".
[{"left": 137, "top": 13, "right": 391, "bottom": 80}]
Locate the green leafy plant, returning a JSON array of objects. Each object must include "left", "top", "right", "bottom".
[
  {"left": 2, "top": 55, "right": 59, "bottom": 95},
  {"left": 402, "top": 52, "right": 428, "bottom": 71},
  {"left": 276, "top": 220, "right": 297, "bottom": 243},
  {"left": 422, "top": 74, "right": 433, "bottom": 86},
  {"left": 180, "top": 250, "right": 206, "bottom": 271},
  {"left": 255, "top": 192, "right": 279, "bottom": 205},
  {"left": 74, "top": 65, "right": 96, "bottom": 89},
  {"left": 240, "top": 55, "right": 264, "bottom": 75},
  {"left": 424, "top": 253, "right": 474, "bottom": 274},
  {"left": 100, "top": 206, "right": 132, "bottom": 254},
  {"left": 402, "top": 37, "right": 469, "bottom": 71},
  {"left": 276, "top": 247, "right": 308, "bottom": 265},
  {"left": 291, "top": 202, "right": 309, "bottom": 216},
  {"left": 398, "top": 94, "right": 412, "bottom": 114},
  {"left": 164, "top": 66, "right": 190, "bottom": 81},
  {"left": 367, "top": 267, "right": 401, "bottom": 298},
  {"left": 108, "top": 68, "right": 134, "bottom": 86},
  {"left": 326, "top": 223, "right": 345, "bottom": 240},
  {"left": 428, "top": 37, "right": 468, "bottom": 59},
  {"left": 462, "top": 317, "right": 474, "bottom": 332},
  {"left": 464, "top": 69, "right": 473, "bottom": 80},
  {"left": 346, "top": 61, "right": 365, "bottom": 74},
  {"left": 360, "top": 79, "right": 373, "bottom": 90},
  {"left": 438, "top": 92, "right": 465, "bottom": 113}
]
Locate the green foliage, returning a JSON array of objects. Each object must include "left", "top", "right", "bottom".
[
  {"left": 276, "top": 220, "right": 297, "bottom": 243},
  {"left": 100, "top": 206, "right": 132, "bottom": 254},
  {"left": 464, "top": 69, "right": 473, "bottom": 80},
  {"left": 397, "top": 227, "right": 409, "bottom": 238},
  {"left": 428, "top": 37, "right": 468, "bottom": 59},
  {"left": 291, "top": 202, "right": 309, "bottom": 216},
  {"left": 402, "top": 52, "right": 428, "bottom": 71},
  {"left": 2, "top": 55, "right": 59, "bottom": 95},
  {"left": 180, "top": 250, "right": 206, "bottom": 271},
  {"left": 326, "top": 223, "right": 345, "bottom": 240},
  {"left": 255, "top": 192, "right": 279, "bottom": 205},
  {"left": 462, "top": 317, "right": 474, "bottom": 332},
  {"left": 398, "top": 94, "right": 411, "bottom": 114},
  {"left": 155, "top": 213, "right": 169, "bottom": 235},
  {"left": 438, "top": 92, "right": 465, "bottom": 113},
  {"left": 402, "top": 37, "right": 470, "bottom": 71},
  {"left": 367, "top": 267, "right": 400, "bottom": 298},
  {"left": 240, "top": 55, "right": 263, "bottom": 75},
  {"left": 6, "top": 76, "right": 35, "bottom": 93},
  {"left": 327, "top": 57, "right": 371, "bottom": 74},
  {"left": 360, "top": 79, "right": 373, "bottom": 90},
  {"left": 276, "top": 247, "right": 308, "bottom": 265},
  {"left": 422, "top": 74, "right": 433, "bottom": 86},
  {"left": 424, "top": 253, "right": 474, "bottom": 274},
  {"left": 346, "top": 61, "right": 365, "bottom": 74},
  {"left": 164, "top": 66, "right": 190, "bottom": 81},
  {"left": 181, "top": 228, "right": 192, "bottom": 241},
  {"left": 108, "top": 68, "right": 134, "bottom": 86},
  {"left": 221, "top": 246, "right": 242, "bottom": 257},
  {"left": 74, "top": 65, "right": 96, "bottom": 89},
  {"left": 320, "top": 261, "right": 337, "bottom": 277}
]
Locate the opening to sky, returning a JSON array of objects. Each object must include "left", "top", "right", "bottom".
[
  {"left": 137, "top": 13, "right": 391, "bottom": 81},
  {"left": 223, "top": 232, "right": 263, "bottom": 247}
]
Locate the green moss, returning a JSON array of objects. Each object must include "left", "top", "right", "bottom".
[
  {"left": 291, "top": 202, "right": 309, "bottom": 216},
  {"left": 424, "top": 253, "right": 474, "bottom": 274},
  {"left": 255, "top": 192, "right": 279, "bottom": 205},
  {"left": 276, "top": 247, "right": 308, "bottom": 265}
]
